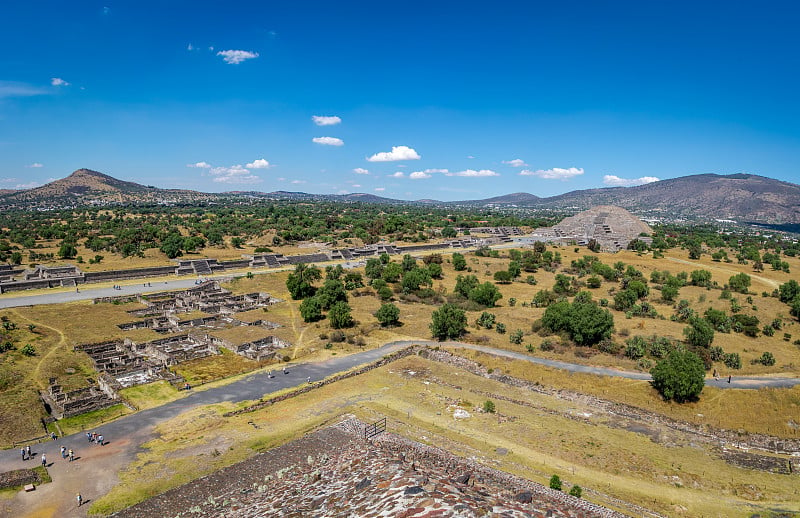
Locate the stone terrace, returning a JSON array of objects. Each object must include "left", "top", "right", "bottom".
[{"left": 113, "top": 418, "right": 624, "bottom": 518}]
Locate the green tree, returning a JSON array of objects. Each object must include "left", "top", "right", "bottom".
[
  {"left": 569, "top": 485, "right": 582, "bottom": 498},
  {"left": 661, "top": 285, "right": 678, "bottom": 302},
  {"left": 20, "top": 344, "right": 36, "bottom": 356},
  {"left": 690, "top": 269, "right": 712, "bottom": 287},
  {"left": 429, "top": 303, "right": 467, "bottom": 340},
  {"left": 441, "top": 226, "right": 457, "bottom": 238},
  {"left": 375, "top": 303, "right": 400, "bottom": 327},
  {"left": 728, "top": 272, "right": 751, "bottom": 294},
  {"left": 549, "top": 474, "right": 562, "bottom": 491},
  {"left": 483, "top": 400, "right": 495, "bottom": 413},
  {"left": 454, "top": 274, "right": 480, "bottom": 298},
  {"left": 452, "top": 252, "right": 467, "bottom": 271},
  {"left": 427, "top": 262, "right": 443, "bottom": 279},
  {"left": 365, "top": 257, "right": 384, "bottom": 280},
  {"left": 778, "top": 280, "right": 800, "bottom": 303},
  {"left": 317, "top": 279, "right": 348, "bottom": 309},
  {"left": 299, "top": 296, "right": 324, "bottom": 322},
  {"left": 401, "top": 267, "right": 432, "bottom": 292},
  {"left": 328, "top": 301, "right": 354, "bottom": 329},
  {"left": 509, "top": 329, "right": 524, "bottom": 344},
  {"left": 757, "top": 351, "right": 776, "bottom": 366},
  {"left": 493, "top": 270, "right": 513, "bottom": 284},
  {"left": 650, "top": 350, "right": 706, "bottom": 402},
  {"left": 57, "top": 241, "right": 78, "bottom": 259},
  {"left": 382, "top": 262, "right": 403, "bottom": 283},
  {"left": 286, "top": 263, "right": 322, "bottom": 300},
  {"left": 469, "top": 282, "right": 502, "bottom": 307},
  {"left": 684, "top": 317, "right": 715, "bottom": 348},
  {"left": 401, "top": 254, "right": 417, "bottom": 271}
]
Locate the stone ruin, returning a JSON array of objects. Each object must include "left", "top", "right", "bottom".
[
  {"left": 123, "top": 280, "right": 277, "bottom": 318},
  {"left": 531, "top": 205, "right": 653, "bottom": 251},
  {"left": 41, "top": 376, "right": 119, "bottom": 419},
  {"left": 118, "top": 312, "right": 280, "bottom": 335}
]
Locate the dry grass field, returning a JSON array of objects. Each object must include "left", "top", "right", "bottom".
[
  {"left": 89, "top": 355, "right": 800, "bottom": 517},
  {"left": 1, "top": 243, "right": 799, "bottom": 450}
]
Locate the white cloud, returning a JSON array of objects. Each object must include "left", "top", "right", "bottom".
[
  {"left": 603, "top": 175, "right": 660, "bottom": 187},
  {"left": 410, "top": 171, "right": 431, "bottom": 180},
  {"left": 216, "top": 49, "right": 259, "bottom": 64},
  {"left": 0, "top": 81, "right": 48, "bottom": 98},
  {"left": 187, "top": 43, "right": 194, "bottom": 51},
  {"left": 353, "top": 167, "right": 369, "bottom": 175},
  {"left": 351, "top": 184, "right": 361, "bottom": 188},
  {"left": 367, "top": 145, "right": 421, "bottom": 162},
  {"left": 26, "top": 163, "right": 44, "bottom": 168},
  {"left": 446, "top": 169, "right": 499, "bottom": 177},
  {"left": 246, "top": 158, "right": 271, "bottom": 169},
  {"left": 519, "top": 167, "right": 584, "bottom": 180},
  {"left": 311, "top": 115, "right": 341, "bottom": 126},
  {"left": 187, "top": 161, "right": 212, "bottom": 168},
  {"left": 466, "top": 155, "right": 475, "bottom": 159},
  {"left": 389, "top": 172, "right": 405, "bottom": 178},
  {"left": 312, "top": 136, "right": 344, "bottom": 146},
  {"left": 208, "top": 165, "right": 261, "bottom": 184},
  {"left": 16, "top": 178, "right": 54, "bottom": 189},
  {"left": 291, "top": 179, "right": 306, "bottom": 184},
  {"left": 51, "top": 77, "right": 70, "bottom": 87},
  {"left": 374, "top": 187, "right": 386, "bottom": 192},
  {"left": 503, "top": 158, "right": 527, "bottom": 167}
]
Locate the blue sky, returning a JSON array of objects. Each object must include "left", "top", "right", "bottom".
[{"left": 2, "top": 1, "right": 799, "bottom": 200}]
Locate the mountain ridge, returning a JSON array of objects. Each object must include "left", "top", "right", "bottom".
[{"left": 1, "top": 170, "right": 798, "bottom": 224}]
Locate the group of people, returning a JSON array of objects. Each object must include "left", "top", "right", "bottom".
[
  {"left": 86, "top": 431, "right": 105, "bottom": 445},
  {"left": 19, "top": 431, "right": 107, "bottom": 509},
  {"left": 59, "top": 446, "right": 75, "bottom": 461}
]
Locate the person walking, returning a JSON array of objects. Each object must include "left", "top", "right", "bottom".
[
  {"left": 26, "top": 445, "right": 31, "bottom": 459},
  {"left": 41, "top": 453, "right": 46, "bottom": 467},
  {"left": 61, "top": 446, "right": 66, "bottom": 459},
  {"left": 86, "top": 432, "right": 92, "bottom": 442},
  {"left": 77, "top": 493, "right": 83, "bottom": 507},
  {"left": 98, "top": 435, "right": 104, "bottom": 446},
  {"left": 69, "top": 449, "right": 74, "bottom": 462},
  {"left": 21, "top": 448, "right": 25, "bottom": 461}
]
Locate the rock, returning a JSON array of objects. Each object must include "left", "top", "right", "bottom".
[
  {"left": 355, "top": 477, "right": 371, "bottom": 490},
  {"left": 495, "top": 447, "right": 508, "bottom": 455},
  {"left": 514, "top": 491, "right": 532, "bottom": 503},
  {"left": 23, "top": 484, "right": 35, "bottom": 492},
  {"left": 404, "top": 485, "right": 425, "bottom": 496},
  {"left": 454, "top": 473, "right": 471, "bottom": 484}
]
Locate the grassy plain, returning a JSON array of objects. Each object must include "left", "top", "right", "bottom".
[{"left": 89, "top": 355, "right": 800, "bottom": 517}]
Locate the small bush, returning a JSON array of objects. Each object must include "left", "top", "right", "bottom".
[
  {"left": 756, "top": 351, "right": 776, "bottom": 366},
  {"left": 20, "top": 344, "right": 35, "bottom": 356},
  {"left": 569, "top": 485, "right": 582, "bottom": 498},
  {"left": 510, "top": 329, "right": 524, "bottom": 345},
  {"left": 330, "top": 330, "right": 346, "bottom": 343},
  {"left": 540, "top": 339, "right": 556, "bottom": 351},
  {"left": 483, "top": 400, "right": 495, "bottom": 413},
  {"left": 495, "top": 322, "right": 506, "bottom": 334},
  {"left": 549, "top": 474, "right": 562, "bottom": 491}
]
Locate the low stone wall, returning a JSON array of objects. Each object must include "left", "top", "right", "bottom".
[
  {"left": 84, "top": 266, "right": 176, "bottom": 282},
  {"left": 0, "top": 468, "right": 41, "bottom": 490},
  {"left": 224, "top": 347, "right": 418, "bottom": 417}
]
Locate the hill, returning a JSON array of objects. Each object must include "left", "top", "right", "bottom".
[
  {"left": 2, "top": 169, "right": 799, "bottom": 224},
  {"left": 0, "top": 168, "right": 215, "bottom": 209}
]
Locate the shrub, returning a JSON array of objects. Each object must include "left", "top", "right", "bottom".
[
  {"left": 429, "top": 303, "right": 467, "bottom": 340},
  {"left": 540, "top": 339, "right": 556, "bottom": 351},
  {"left": 375, "top": 303, "right": 400, "bottom": 327},
  {"left": 549, "top": 474, "right": 562, "bottom": 491},
  {"left": 723, "top": 352, "right": 742, "bottom": 369},
  {"left": 757, "top": 351, "right": 776, "bottom": 366},
  {"left": 328, "top": 301, "right": 354, "bottom": 329},
  {"left": 495, "top": 322, "right": 506, "bottom": 334},
  {"left": 483, "top": 400, "right": 495, "bottom": 413},
  {"left": 650, "top": 350, "right": 706, "bottom": 402},
  {"left": 330, "top": 330, "right": 346, "bottom": 343},
  {"left": 476, "top": 312, "right": 496, "bottom": 329},
  {"left": 625, "top": 336, "right": 646, "bottom": 360},
  {"left": 569, "top": 485, "right": 582, "bottom": 498},
  {"left": 510, "top": 329, "right": 524, "bottom": 345},
  {"left": 20, "top": 344, "right": 35, "bottom": 356}
]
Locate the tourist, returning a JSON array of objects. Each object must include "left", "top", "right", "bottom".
[
  {"left": 41, "top": 453, "right": 46, "bottom": 467},
  {"left": 86, "top": 432, "right": 92, "bottom": 442},
  {"left": 20, "top": 448, "right": 25, "bottom": 461},
  {"left": 69, "top": 449, "right": 74, "bottom": 462},
  {"left": 26, "top": 445, "right": 31, "bottom": 459},
  {"left": 307, "top": 376, "right": 311, "bottom": 384},
  {"left": 283, "top": 366, "right": 287, "bottom": 375},
  {"left": 77, "top": 493, "right": 82, "bottom": 507},
  {"left": 728, "top": 375, "right": 731, "bottom": 383},
  {"left": 98, "top": 435, "right": 104, "bottom": 446},
  {"left": 51, "top": 431, "right": 57, "bottom": 440},
  {"left": 61, "top": 446, "right": 66, "bottom": 459}
]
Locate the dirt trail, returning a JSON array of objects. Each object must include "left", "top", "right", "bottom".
[
  {"left": 9, "top": 309, "right": 68, "bottom": 390},
  {"left": 667, "top": 257, "right": 779, "bottom": 288}
]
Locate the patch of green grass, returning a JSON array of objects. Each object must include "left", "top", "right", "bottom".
[
  {"left": 120, "top": 381, "right": 182, "bottom": 410},
  {"left": 50, "top": 404, "right": 132, "bottom": 437}
]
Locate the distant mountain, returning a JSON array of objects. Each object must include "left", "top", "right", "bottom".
[
  {"left": 537, "top": 173, "right": 800, "bottom": 224},
  {"left": 2, "top": 170, "right": 798, "bottom": 224},
  {"left": 0, "top": 168, "right": 215, "bottom": 209}
]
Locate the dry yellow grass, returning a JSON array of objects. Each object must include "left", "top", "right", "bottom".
[{"left": 90, "top": 355, "right": 800, "bottom": 517}]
